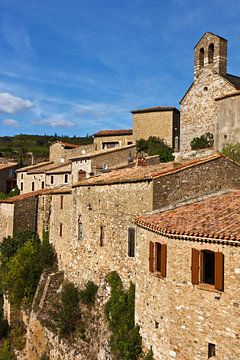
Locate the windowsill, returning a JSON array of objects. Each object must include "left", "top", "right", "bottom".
[
  {"left": 196, "top": 283, "right": 222, "bottom": 293},
  {"left": 153, "top": 272, "right": 165, "bottom": 279}
]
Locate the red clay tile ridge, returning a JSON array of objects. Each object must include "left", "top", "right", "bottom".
[
  {"left": 16, "top": 161, "right": 53, "bottom": 173},
  {"left": 70, "top": 144, "right": 136, "bottom": 161},
  {"left": 135, "top": 190, "right": 240, "bottom": 245},
  {"left": 53, "top": 141, "right": 81, "bottom": 148},
  {"left": 93, "top": 129, "right": 133, "bottom": 137}
]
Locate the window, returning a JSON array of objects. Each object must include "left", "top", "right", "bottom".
[
  {"left": 102, "top": 141, "right": 119, "bottom": 149},
  {"left": 60, "top": 195, "right": 64, "bottom": 209},
  {"left": 78, "top": 221, "right": 83, "bottom": 241},
  {"left": 149, "top": 241, "right": 167, "bottom": 277},
  {"left": 208, "top": 343, "right": 216, "bottom": 358},
  {"left": 59, "top": 223, "right": 63, "bottom": 237},
  {"left": 100, "top": 225, "right": 105, "bottom": 246},
  {"left": 199, "top": 47, "right": 204, "bottom": 68},
  {"left": 32, "top": 182, "right": 35, "bottom": 191},
  {"left": 21, "top": 173, "right": 23, "bottom": 179},
  {"left": 128, "top": 227, "right": 135, "bottom": 257},
  {"left": 208, "top": 43, "right": 214, "bottom": 64},
  {"left": 191, "top": 248, "right": 224, "bottom": 291},
  {"left": 20, "top": 182, "right": 23, "bottom": 191},
  {"left": 41, "top": 181, "right": 45, "bottom": 189},
  {"left": 64, "top": 173, "right": 68, "bottom": 183},
  {"left": 50, "top": 175, "right": 54, "bottom": 184}
]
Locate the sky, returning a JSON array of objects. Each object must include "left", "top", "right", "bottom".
[{"left": 1, "top": 0, "right": 240, "bottom": 137}]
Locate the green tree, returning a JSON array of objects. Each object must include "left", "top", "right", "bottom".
[
  {"left": 190, "top": 132, "right": 214, "bottom": 150},
  {"left": 222, "top": 143, "right": 240, "bottom": 164},
  {"left": 136, "top": 136, "right": 174, "bottom": 162}
]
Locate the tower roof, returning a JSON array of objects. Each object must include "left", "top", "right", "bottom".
[{"left": 194, "top": 32, "right": 227, "bottom": 49}]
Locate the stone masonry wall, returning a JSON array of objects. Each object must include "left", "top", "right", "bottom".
[
  {"left": 13, "top": 197, "right": 38, "bottom": 235},
  {"left": 152, "top": 156, "right": 240, "bottom": 210},
  {"left": 215, "top": 94, "right": 240, "bottom": 150},
  {"left": 0, "top": 203, "right": 14, "bottom": 242},
  {"left": 94, "top": 134, "right": 133, "bottom": 151},
  {"left": 49, "top": 143, "right": 94, "bottom": 163},
  {"left": 133, "top": 111, "right": 177, "bottom": 148},
  {"left": 135, "top": 228, "right": 240, "bottom": 360},
  {"left": 180, "top": 69, "right": 234, "bottom": 151}
]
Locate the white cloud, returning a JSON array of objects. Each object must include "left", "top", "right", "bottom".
[
  {"left": 32, "top": 117, "right": 74, "bottom": 128},
  {"left": 2, "top": 118, "right": 20, "bottom": 127},
  {"left": 0, "top": 92, "right": 33, "bottom": 114}
]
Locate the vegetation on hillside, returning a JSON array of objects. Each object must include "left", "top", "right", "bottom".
[
  {"left": 136, "top": 136, "right": 174, "bottom": 162},
  {"left": 190, "top": 132, "right": 214, "bottom": 150},
  {"left": 221, "top": 143, "right": 240, "bottom": 164},
  {"left": 0, "top": 134, "right": 93, "bottom": 163}
]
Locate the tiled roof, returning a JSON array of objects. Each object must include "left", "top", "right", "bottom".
[
  {"left": 16, "top": 161, "right": 53, "bottom": 173},
  {"left": 27, "top": 162, "right": 70, "bottom": 174},
  {"left": 93, "top": 129, "right": 133, "bottom": 137},
  {"left": 70, "top": 144, "right": 136, "bottom": 161},
  {"left": 46, "top": 163, "right": 71, "bottom": 174},
  {"left": 0, "top": 188, "right": 52, "bottom": 203},
  {"left": 223, "top": 74, "right": 240, "bottom": 89},
  {"left": 135, "top": 190, "right": 240, "bottom": 243},
  {"left": 131, "top": 106, "right": 179, "bottom": 114},
  {"left": 52, "top": 141, "right": 80, "bottom": 148},
  {"left": 74, "top": 153, "right": 222, "bottom": 187},
  {"left": 0, "top": 162, "right": 17, "bottom": 170}
]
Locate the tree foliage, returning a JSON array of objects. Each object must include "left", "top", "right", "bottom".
[
  {"left": 105, "top": 271, "right": 142, "bottom": 360},
  {"left": 0, "top": 232, "right": 57, "bottom": 309},
  {"left": 190, "top": 132, "right": 214, "bottom": 150},
  {"left": 79, "top": 281, "right": 98, "bottom": 307},
  {"left": 136, "top": 136, "right": 174, "bottom": 162},
  {"left": 221, "top": 143, "right": 240, "bottom": 164}
]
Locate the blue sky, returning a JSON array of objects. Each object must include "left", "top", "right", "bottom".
[{"left": 1, "top": 0, "right": 240, "bottom": 137}]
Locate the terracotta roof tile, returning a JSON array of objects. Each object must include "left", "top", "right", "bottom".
[
  {"left": 0, "top": 162, "right": 17, "bottom": 170},
  {"left": 93, "top": 129, "right": 133, "bottom": 137},
  {"left": 16, "top": 161, "right": 53, "bottom": 173},
  {"left": 135, "top": 191, "right": 240, "bottom": 243},
  {"left": 70, "top": 144, "right": 136, "bottom": 161},
  {"left": 52, "top": 141, "right": 80, "bottom": 148},
  {"left": 0, "top": 188, "right": 52, "bottom": 203}
]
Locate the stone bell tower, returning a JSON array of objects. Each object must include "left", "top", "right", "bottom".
[{"left": 194, "top": 32, "right": 227, "bottom": 80}]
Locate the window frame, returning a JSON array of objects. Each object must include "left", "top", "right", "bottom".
[{"left": 149, "top": 241, "right": 167, "bottom": 277}]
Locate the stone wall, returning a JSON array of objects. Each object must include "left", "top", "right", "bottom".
[
  {"left": 215, "top": 93, "right": 240, "bottom": 150},
  {"left": 94, "top": 134, "right": 133, "bottom": 151},
  {"left": 180, "top": 69, "right": 234, "bottom": 151},
  {"left": 152, "top": 156, "right": 240, "bottom": 210},
  {"left": 17, "top": 172, "right": 45, "bottom": 194},
  {"left": 49, "top": 143, "right": 94, "bottom": 163},
  {"left": 0, "top": 166, "right": 16, "bottom": 193},
  {"left": 133, "top": 110, "right": 179, "bottom": 149},
  {"left": 135, "top": 228, "right": 240, "bottom": 360},
  {"left": 13, "top": 197, "right": 38, "bottom": 235},
  {"left": 0, "top": 202, "right": 14, "bottom": 241}
]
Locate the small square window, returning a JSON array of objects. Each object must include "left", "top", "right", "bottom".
[{"left": 208, "top": 343, "right": 216, "bottom": 358}]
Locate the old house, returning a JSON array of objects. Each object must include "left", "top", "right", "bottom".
[
  {"left": 135, "top": 190, "right": 240, "bottom": 360},
  {"left": 0, "top": 162, "right": 17, "bottom": 193},
  {"left": 93, "top": 129, "right": 133, "bottom": 151},
  {"left": 180, "top": 32, "right": 240, "bottom": 151},
  {"left": 49, "top": 141, "right": 94, "bottom": 163}
]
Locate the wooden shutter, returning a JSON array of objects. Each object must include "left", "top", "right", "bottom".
[
  {"left": 191, "top": 248, "right": 199, "bottom": 284},
  {"left": 215, "top": 252, "right": 224, "bottom": 291},
  {"left": 149, "top": 242, "right": 154, "bottom": 273},
  {"left": 161, "top": 243, "right": 167, "bottom": 277}
]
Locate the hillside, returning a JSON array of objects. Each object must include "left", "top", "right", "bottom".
[{"left": 0, "top": 134, "right": 93, "bottom": 164}]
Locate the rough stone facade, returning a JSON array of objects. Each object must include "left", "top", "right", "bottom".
[
  {"left": 135, "top": 228, "right": 240, "bottom": 360},
  {"left": 49, "top": 142, "right": 94, "bottom": 163},
  {"left": 0, "top": 202, "right": 14, "bottom": 241},
  {"left": 132, "top": 107, "right": 180, "bottom": 150},
  {"left": 215, "top": 92, "right": 240, "bottom": 150},
  {"left": 93, "top": 133, "right": 133, "bottom": 151},
  {"left": 180, "top": 32, "right": 239, "bottom": 151}
]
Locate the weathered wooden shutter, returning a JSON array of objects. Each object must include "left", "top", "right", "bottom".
[
  {"left": 149, "top": 242, "right": 154, "bottom": 273},
  {"left": 161, "top": 243, "right": 167, "bottom": 277},
  {"left": 215, "top": 252, "right": 224, "bottom": 291},
  {"left": 191, "top": 248, "right": 199, "bottom": 284}
]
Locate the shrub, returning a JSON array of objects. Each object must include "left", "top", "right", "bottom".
[
  {"left": 136, "top": 136, "right": 174, "bottom": 162},
  {"left": 143, "top": 348, "right": 154, "bottom": 359},
  {"left": 222, "top": 143, "right": 240, "bottom": 164},
  {"left": 105, "top": 271, "right": 142, "bottom": 360},
  {"left": 79, "top": 281, "right": 98, "bottom": 307},
  {"left": 48, "top": 282, "right": 81, "bottom": 337},
  {"left": 0, "top": 340, "right": 17, "bottom": 360},
  {"left": 190, "top": 132, "right": 214, "bottom": 150}
]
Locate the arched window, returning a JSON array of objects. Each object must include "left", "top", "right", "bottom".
[
  {"left": 208, "top": 43, "right": 214, "bottom": 64},
  {"left": 199, "top": 47, "right": 204, "bottom": 68}
]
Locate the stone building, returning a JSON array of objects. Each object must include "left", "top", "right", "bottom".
[
  {"left": 93, "top": 129, "right": 133, "bottom": 151},
  {"left": 0, "top": 162, "right": 17, "bottom": 193},
  {"left": 180, "top": 32, "right": 240, "bottom": 151},
  {"left": 40, "top": 153, "right": 240, "bottom": 289},
  {"left": 135, "top": 190, "right": 240, "bottom": 360},
  {"left": 49, "top": 141, "right": 94, "bottom": 163},
  {"left": 132, "top": 106, "right": 180, "bottom": 151}
]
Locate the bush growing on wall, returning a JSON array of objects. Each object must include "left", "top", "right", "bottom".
[
  {"left": 221, "top": 143, "right": 240, "bottom": 164},
  {"left": 190, "top": 132, "right": 214, "bottom": 150},
  {"left": 136, "top": 136, "right": 174, "bottom": 162},
  {"left": 105, "top": 271, "right": 142, "bottom": 360}
]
